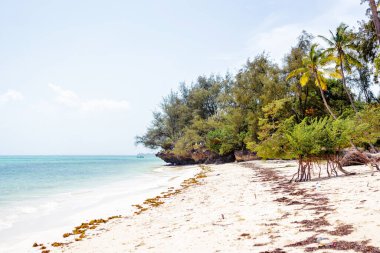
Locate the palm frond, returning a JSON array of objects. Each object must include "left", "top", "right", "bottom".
[
  {"left": 346, "top": 43, "right": 358, "bottom": 50},
  {"left": 286, "top": 68, "right": 308, "bottom": 80},
  {"left": 327, "top": 69, "right": 343, "bottom": 79},
  {"left": 344, "top": 54, "right": 362, "bottom": 68},
  {"left": 320, "top": 53, "right": 339, "bottom": 65},
  {"left": 317, "top": 35, "right": 334, "bottom": 47},
  {"left": 300, "top": 72, "right": 310, "bottom": 86},
  {"left": 329, "top": 30, "right": 337, "bottom": 43},
  {"left": 316, "top": 73, "right": 328, "bottom": 91}
]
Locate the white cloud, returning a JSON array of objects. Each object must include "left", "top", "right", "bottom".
[
  {"left": 48, "top": 83, "right": 80, "bottom": 107},
  {"left": 247, "top": 0, "right": 367, "bottom": 64},
  {"left": 248, "top": 24, "right": 303, "bottom": 63},
  {"left": 0, "top": 90, "right": 24, "bottom": 103},
  {"left": 48, "top": 83, "right": 130, "bottom": 112}
]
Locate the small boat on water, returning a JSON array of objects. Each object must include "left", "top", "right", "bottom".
[{"left": 136, "top": 153, "right": 144, "bottom": 158}]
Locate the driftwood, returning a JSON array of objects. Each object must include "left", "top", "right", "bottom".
[{"left": 340, "top": 150, "right": 380, "bottom": 174}]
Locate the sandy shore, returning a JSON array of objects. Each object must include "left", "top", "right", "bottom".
[{"left": 41, "top": 160, "right": 380, "bottom": 253}]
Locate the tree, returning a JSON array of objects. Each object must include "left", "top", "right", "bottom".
[
  {"left": 319, "top": 24, "right": 362, "bottom": 113},
  {"left": 286, "top": 44, "right": 342, "bottom": 119},
  {"left": 366, "top": 0, "right": 380, "bottom": 43},
  {"left": 251, "top": 98, "right": 295, "bottom": 159},
  {"left": 283, "top": 31, "right": 315, "bottom": 120},
  {"left": 286, "top": 117, "right": 355, "bottom": 181},
  {"left": 354, "top": 20, "right": 379, "bottom": 98},
  {"left": 234, "top": 54, "right": 288, "bottom": 143}
]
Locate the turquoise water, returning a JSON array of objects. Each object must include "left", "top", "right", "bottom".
[
  {"left": 0, "top": 155, "right": 199, "bottom": 253},
  {"left": 0, "top": 155, "right": 163, "bottom": 206}
]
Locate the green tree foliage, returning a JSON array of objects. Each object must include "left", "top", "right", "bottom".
[
  {"left": 247, "top": 98, "right": 294, "bottom": 159},
  {"left": 285, "top": 117, "right": 353, "bottom": 158},
  {"left": 287, "top": 44, "right": 342, "bottom": 119},
  {"left": 319, "top": 23, "right": 362, "bottom": 112},
  {"left": 138, "top": 11, "right": 380, "bottom": 163},
  {"left": 233, "top": 54, "right": 288, "bottom": 143},
  {"left": 351, "top": 105, "right": 380, "bottom": 146}
]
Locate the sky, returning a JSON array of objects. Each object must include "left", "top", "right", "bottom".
[{"left": 0, "top": 0, "right": 371, "bottom": 155}]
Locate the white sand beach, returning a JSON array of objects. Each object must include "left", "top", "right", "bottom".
[{"left": 39, "top": 160, "right": 380, "bottom": 253}]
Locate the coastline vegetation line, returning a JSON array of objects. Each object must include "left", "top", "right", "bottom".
[{"left": 137, "top": 3, "right": 380, "bottom": 179}]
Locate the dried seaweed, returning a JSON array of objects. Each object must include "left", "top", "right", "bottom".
[
  {"left": 260, "top": 248, "right": 286, "bottom": 253},
  {"left": 329, "top": 224, "right": 354, "bottom": 236}
]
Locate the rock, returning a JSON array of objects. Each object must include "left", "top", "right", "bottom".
[
  {"left": 155, "top": 150, "right": 195, "bottom": 165},
  {"left": 156, "top": 149, "right": 235, "bottom": 165},
  {"left": 234, "top": 150, "right": 259, "bottom": 162}
]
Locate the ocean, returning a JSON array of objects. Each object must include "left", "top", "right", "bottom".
[{"left": 0, "top": 155, "right": 198, "bottom": 253}]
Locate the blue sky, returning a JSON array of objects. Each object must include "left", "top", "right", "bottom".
[{"left": 0, "top": 0, "right": 369, "bottom": 155}]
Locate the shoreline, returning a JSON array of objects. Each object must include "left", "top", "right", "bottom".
[
  {"left": 0, "top": 163, "right": 200, "bottom": 253},
  {"left": 31, "top": 164, "right": 206, "bottom": 252},
  {"left": 44, "top": 160, "right": 380, "bottom": 253}
]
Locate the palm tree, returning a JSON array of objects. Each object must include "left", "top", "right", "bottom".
[
  {"left": 318, "top": 24, "right": 362, "bottom": 113},
  {"left": 286, "top": 44, "right": 341, "bottom": 119}
]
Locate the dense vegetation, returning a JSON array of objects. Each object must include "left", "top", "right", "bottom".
[{"left": 137, "top": 2, "right": 380, "bottom": 180}]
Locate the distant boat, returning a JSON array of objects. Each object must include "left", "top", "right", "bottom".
[{"left": 136, "top": 153, "right": 144, "bottom": 158}]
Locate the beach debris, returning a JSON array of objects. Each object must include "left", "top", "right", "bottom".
[
  {"left": 274, "top": 197, "right": 290, "bottom": 203},
  {"left": 286, "top": 235, "right": 317, "bottom": 247},
  {"left": 302, "top": 239, "right": 380, "bottom": 252},
  {"left": 316, "top": 237, "right": 331, "bottom": 246},
  {"left": 63, "top": 233, "right": 72, "bottom": 238},
  {"left": 294, "top": 215, "right": 331, "bottom": 231},
  {"left": 133, "top": 165, "right": 210, "bottom": 215},
  {"left": 244, "top": 162, "right": 380, "bottom": 252},
  {"left": 238, "top": 233, "right": 252, "bottom": 239},
  {"left": 328, "top": 224, "right": 354, "bottom": 236},
  {"left": 259, "top": 249, "right": 286, "bottom": 253},
  {"left": 59, "top": 214, "right": 122, "bottom": 246},
  {"left": 143, "top": 197, "right": 165, "bottom": 207},
  {"left": 254, "top": 243, "right": 268, "bottom": 246},
  {"left": 133, "top": 204, "right": 149, "bottom": 215},
  {"left": 212, "top": 222, "right": 232, "bottom": 227},
  {"left": 51, "top": 242, "right": 64, "bottom": 247}
]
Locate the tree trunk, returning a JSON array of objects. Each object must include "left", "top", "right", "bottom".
[
  {"left": 339, "top": 57, "right": 376, "bottom": 151},
  {"left": 339, "top": 59, "right": 358, "bottom": 113},
  {"left": 318, "top": 85, "right": 337, "bottom": 119},
  {"left": 304, "top": 86, "right": 309, "bottom": 115},
  {"left": 369, "top": 0, "right": 380, "bottom": 44}
]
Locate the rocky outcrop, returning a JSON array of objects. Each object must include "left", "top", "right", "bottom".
[
  {"left": 156, "top": 149, "right": 235, "bottom": 165},
  {"left": 234, "top": 150, "right": 259, "bottom": 162}
]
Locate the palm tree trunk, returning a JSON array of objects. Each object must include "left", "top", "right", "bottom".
[
  {"left": 339, "top": 58, "right": 376, "bottom": 151},
  {"left": 315, "top": 75, "right": 360, "bottom": 150},
  {"left": 317, "top": 85, "right": 337, "bottom": 119},
  {"left": 369, "top": 0, "right": 380, "bottom": 44},
  {"left": 339, "top": 60, "right": 358, "bottom": 113}
]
